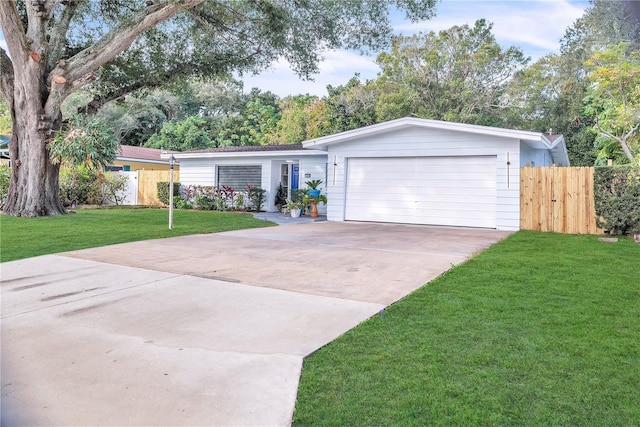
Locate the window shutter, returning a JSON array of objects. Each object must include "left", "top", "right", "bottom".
[{"left": 217, "top": 165, "right": 262, "bottom": 189}]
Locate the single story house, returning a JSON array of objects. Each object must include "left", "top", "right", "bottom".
[
  {"left": 170, "top": 118, "right": 569, "bottom": 231},
  {"left": 110, "top": 145, "right": 179, "bottom": 171}
]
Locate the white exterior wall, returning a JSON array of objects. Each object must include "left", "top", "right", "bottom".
[
  {"left": 520, "top": 143, "right": 553, "bottom": 167},
  {"left": 299, "top": 156, "right": 328, "bottom": 214},
  {"left": 325, "top": 127, "right": 522, "bottom": 231},
  {"left": 178, "top": 154, "right": 327, "bottom": 212},
  {"left": 178, "top": 158, "right": 216, "bottom": 187}
]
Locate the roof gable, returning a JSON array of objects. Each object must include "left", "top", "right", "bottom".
[{"left": 302, "top": 117, "right": 569, "bottom": 166}]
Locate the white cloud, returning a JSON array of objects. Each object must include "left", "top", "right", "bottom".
[
  {"left": 241, "top": 50, "right": 379, "bottom": 97},
  {"left": 395, "top": 0, "right": 588, "bottom": 58}
]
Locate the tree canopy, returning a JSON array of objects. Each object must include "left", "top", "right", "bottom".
[
  {"left": 377, "top": 19, "right": 529, "bottom": 126},
  {"left": 585, "top": 42, "right": 640, "bottom": 163},
  {"left": 0, "top": 0, "right": 438, "bottom": 216}
]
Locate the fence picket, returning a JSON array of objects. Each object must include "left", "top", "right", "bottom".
[
  {"left": 137, "top": 170, "right": 180, "bottom": 206},
  {"left": 520, "top": 166, "right": 602, "bottom": 234}
]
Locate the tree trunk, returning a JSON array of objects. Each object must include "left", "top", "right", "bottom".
[{"left": 3, "top": 74, "right": 65, "bottom": 216}]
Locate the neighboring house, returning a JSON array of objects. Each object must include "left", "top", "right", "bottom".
[
  {"left": 110, "top": 145, "right": 179, "bottom": 171},
  {"left": 0, "top": 135, "right": 9, "bottom": 166},
  {"left": 170, "top": 118, "right": 570, "bottom": 231}
]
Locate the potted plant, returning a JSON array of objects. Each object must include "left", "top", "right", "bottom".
[
  {"left": 305, "top": 179, "right": 322, "bottom": 199},
  {"left": 275, "top": 183, "right": 287, "bottom": 212},
  {"left": 286, "top": 198, "right": 305, "bottom": 218}
]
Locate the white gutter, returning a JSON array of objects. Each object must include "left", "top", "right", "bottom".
[
  {"left": 162, "top": 149, "right": 327, "bottom": 160},
  {"left": 116, "top": 157, "right": 171, "bottom": 165}
]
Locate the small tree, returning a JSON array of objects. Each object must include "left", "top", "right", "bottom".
[
  {"left": 102, "top": 174, "right": 130, "bottom": 206},
  {"left": 585, "top": 43, "right": 640, "bottom": 164},
  {"left": 594, "top": 166, "right": 640, "bottom": 235}
]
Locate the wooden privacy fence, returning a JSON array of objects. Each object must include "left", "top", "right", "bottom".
[
  {"left": 137, "top": 170, "right": 180, "bottom": 206},
  {"left": 520, "top": 166, "right": 602, "bottom": 234}
]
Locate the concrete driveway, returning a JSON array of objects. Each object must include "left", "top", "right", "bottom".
[{"left": 1, "top": 222, "right": 510, "bottom": 426}]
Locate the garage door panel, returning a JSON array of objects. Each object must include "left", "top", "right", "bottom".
[
  {"left": 346, "top": 156, "right": 496, "bottom": 228},
  {"left": 415, "top": 194, "right": 496, "bottom": 204}
]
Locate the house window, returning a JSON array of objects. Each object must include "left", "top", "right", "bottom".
[
  {"left": 217, "top": 165, "right": 262, "bottom": 189},
  {"left": 123, "top": 165, "right": 131, "bottom": 171}
]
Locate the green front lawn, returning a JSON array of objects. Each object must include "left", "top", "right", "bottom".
[
  {"left": 294, "top": 232, "right": 640, "bottom": 426},
  {"left": 0, "top": 208, "right": 274, "bottom": 262}
]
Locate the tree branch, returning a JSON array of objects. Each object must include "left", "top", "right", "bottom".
[
  {"left": 44, "top": 0, "right": 204, "bottom": 118},
  {"left": 595, "top": 118, "right": 636, "bottom": 162},
  {"left": 45, "top": 0, "right": 81, "bottom": 72},
  {"left": 0, "top": 1, "right": 28, "bottom": 72},
  {"left": 26, "top": 0, "right": 50, "bottom": 56},
  {"left": 49, "top": 0, "right": 205, "bottom": 85}
]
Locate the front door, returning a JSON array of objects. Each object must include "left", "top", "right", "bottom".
[{"left": 291, "top": 164, "right": 299, "bottom": 190}]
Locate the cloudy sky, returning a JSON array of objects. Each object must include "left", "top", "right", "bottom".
[
  {"left": 242, "top": 0, "right": 590, "bottom": 97},
  {"left": 1, "top": 1, "right": 590, "bottom": 97}
]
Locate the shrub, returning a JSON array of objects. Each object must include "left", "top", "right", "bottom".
[
  {"left": 102, "top": 173, "right": 129, "bottom": 205},
  {"left": 0, "top": 165, "right": 10, "bottom": 210},
  {"left": 275, "top": 183, "right": 287, "bottom": 210},
  {"left": 247, "top": 185, "right": 266, "bottom": 211},
  {"left": 59, "top": 166, "right": 103, "bottom": 206},
  {"left": 192, "top": 185, "right": 217, "bottom": 210},
  {"left": 235, "top": 192, "right": 246, "bottom": 211},
  {"left": 594, "top": 166, "right": 640, "bottom": 235},
  {"left": 157, "top": 181, "right": 181, "bottom": 206}
]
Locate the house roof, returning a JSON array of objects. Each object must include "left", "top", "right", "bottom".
[
  {"left": 117, "top": 145, "right": 178, "bottom": 164},
  {"left": 190, "top": 144, "right": 305, "bottom": 153},
  {"left": 302, "top": 117, "right": 570, "bottom": 166},
  {"left": 168, "top": 144, "right": 326, "bottom": 159}
]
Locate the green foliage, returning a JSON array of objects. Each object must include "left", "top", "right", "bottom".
[
  {"left": 145, "top": 116, "right": 213, "bottom": 151},
  {"left": 58, "top": 0, "right": 438, "bottom": 118},
  {"left": 59, "top": 167, "right": 104, "bottom": 207},
  {"left": 290, "top": 189, "right": 308, "bottom": 205},
  {"left": 305, "top": 179, "right": 322, "bottom": 189},
  {"left": 247, "top": 186, "right": 266, "bottom": 211},
  {"left": 305, "top": 99, "right": 333, "bottom": 140},
  {"left": 274, "top": 184, "right": 287, "bottom": 209},
  {"left": 216, "top": 90, "right": 281, "bottom": 146},
  {"left": 0, "top": 98, "right": 11, "bottom": 135},
  {"left": 376, "top": 19, "right": 529, "bottom": 126},
  {"left": 95, "top": 90, "right": 180, "bottom": 146},
  {"left": 49, "top": 115, "right": 118, "bottom": 170},
  {"left": 268, "top": 95, "right": 318, "bottom": 144},
  {"left": 326, "top": 76, "right": 379, "bottom": 133},
  {"left": 102, "top": 173, "right": 130, "bottom": 206},
  {"left": 0, "top": 165, "right": 10, "bottom": 210},
  {"left": 594, "top": 166, "right": 640, "bottom": 235},
  {"left": 584, "top": 42, "right": 640, "bottom": 164},
  {"left": 502, "top": 0, "right": 640, "bottom": 166},
  {"left": 174, "top": 195, "right": 192, "bottom": 210},
  {"left": 156, "top": 181, "right": 181, "bottom": 206}
]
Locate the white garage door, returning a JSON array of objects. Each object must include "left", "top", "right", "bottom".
[{"left": 345, "top": 156, "right": 497, "bottom": 228}]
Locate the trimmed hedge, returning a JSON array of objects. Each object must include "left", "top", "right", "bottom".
[
  {"left": 157, "top": 181, "right": 181, "bottom": 206},
  {"left": 594, "top": 166, "right": 640, "bottom": 235}
]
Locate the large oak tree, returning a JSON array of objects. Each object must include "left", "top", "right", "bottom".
[{"left": 0, "top": 0, "right": 436, "bottom": 216}]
